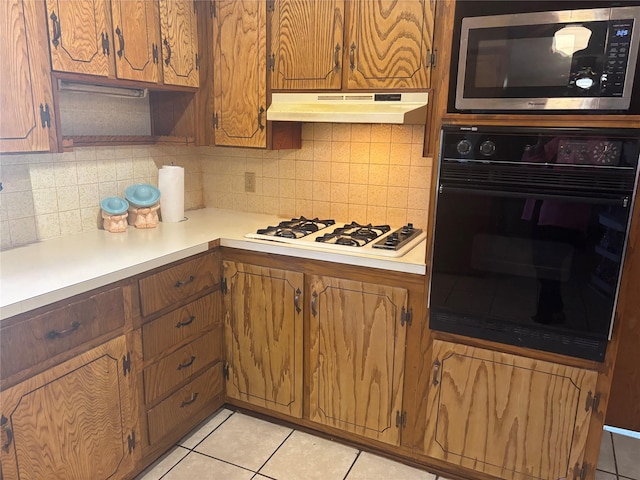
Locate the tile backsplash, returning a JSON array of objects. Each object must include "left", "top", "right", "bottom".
[{"left": 0, "top": 123, "right": 433, "bottom": 250}]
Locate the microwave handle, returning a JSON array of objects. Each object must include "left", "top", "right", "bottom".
[{"left": 439, "top": 184, "right": 630, "bottom": 207}]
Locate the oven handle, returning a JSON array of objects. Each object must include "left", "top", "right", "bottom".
[{"left": 439, "top": 184, "right": 630, "bottom": 207}]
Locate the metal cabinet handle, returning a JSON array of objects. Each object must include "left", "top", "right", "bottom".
[
  {"left": 432, "top": 359, "right": 441, "bottom": 386},
  {"left": 177, "top": 355, "right": 196, "bottom": 371},
  {"left": 258, "top": 106, "right": 265, "bottom": 131},
  {"left": 164, "top": 38, "right": 172, "bottom": 66},
  {"left": 311, "top": 291, "right": 318, "bottom": 317},
  {"left": 46, "top": 321, "right": 80, "bottom": 340},
  {"left": 294, "top": 288, "right": 302, "bottom": 314},
  {"left": 176, "top": 315, "right": 196, "bottom": 328},
  {"left": 180, "top": 392, "right": 199, "bottom": 407},
  {"left": 50, "top": 12, "right": 61, "bottom": 48},
  {"left": 334, "top": 44, "right": 341, "bottom": 71},
  {"left": 175, "top": 275, "right": 195, "bottom": 288},
  {"left": 1, "top": 416, "right": 13, "bottom": 453},
  {"left": 116, "top": 26, "right": 125, "bottom": 58},
  {"left": 349, "top": 42, "right": 356, "bottom": 71}
]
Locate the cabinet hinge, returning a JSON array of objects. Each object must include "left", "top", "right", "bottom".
[
  {"left": 101, "top": 32, "right": 110, "bottom": 56},
  {"left": 223, "top": 363, "right": 230, "bottom": 380},
  {"left": 267, "top": 0, "right": 275, "bottom": 13},
  {"left": 400, "top": 306, "right": 412, "bottom": 327},
  {"left": 573, "top": 462, "right": 588, "bottom": 480},
  {"left": 426, "top": 49, "right": 437, "bottom": 67},
  {"left": 210, "top": 1, "right": 216, "bottom": 18},
  {"left": 267, "top": 54, "right": 275, "bottom": 72},
  {"left": 127, "top": 430, "right": 136, "bottom": 454},
  {"left": 122, "top": 352, "right": 131, "bottom": 376},
  {"left": 152, "top": 43, "right": 159, "bottom": 64},
  {"left": 221, "top": 276, "right": 227, "bottom": 294},
  {"left": 395, "top": 410, "right": 407, "bottom": 428},
  {"left": 39, "top": 104, "right": 51, "bottom": 129},
  {"left": 585, "top": 391, "right": 600, "bottom": 413},
  {"left": 195, "top": 53, "right": 200, "bottom": 71},
  {"left": 212, "top": 113, "right": 219, "bottom": 130}
]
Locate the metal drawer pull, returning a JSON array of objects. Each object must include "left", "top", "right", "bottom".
[
  {"left": 294, "top": 288, "right": 301, "bottom": 314},
  {"left": 176, "top": 315, "right": 196, "bottom": 328},
  {"left": 177, "top": 356, "right": 196, "bottom": 371},
  {"left": 50, "top": 12, "right": 61, "bottom": 48},
  {"left": 174, "top": 275, "right": 195, "bottom": 288},
  {"left": 180, "top": 392, "right": 199, "bottom": 408},
  {"left": 432, "top": 359, "right": 441, "bottom": 386},
  {"left": 1, "top": 416, "right": 13, "bottom": 453},
  {"left": 311, "top": 291, "right": 318, "bottom": 317},
  {"left": 46, "top": 321, "right": 80, "bottom": 339}
]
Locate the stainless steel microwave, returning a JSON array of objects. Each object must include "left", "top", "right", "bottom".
[{"left": 455, "top": 7, "right": 640, "bottom": 112}]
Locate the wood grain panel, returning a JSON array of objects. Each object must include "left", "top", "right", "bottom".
[
  {"left": 46, "top": 0, "right": 112, "bottom": 76},
  {"left": 0, "top": 0, "right": 55, "bottom": 152},
  {"left": 159, "top": 0, "right": 199, "bottom": 87},
  {"left": 142, "top": 292, "right": 220, "bottom": 359},
  {"left": 423, "top": 340, "right": 598, "bottom": 480},
  {"left": 223, "top": 261, "right": 303, "bottom": 418},
  {"left": 213, "top": 0, "right": 267, "bottom": 147},
  {"left": 144, "top": 327, "right": 222, "bottom": 404},
  {"left": 0, "top": 287, "right": 125, "bottom": 380},
  {"left": 270, "top": 0, "right": 344, "bottom": 90},
  {"left": 0, "top": 335, "right": 139, "bottom": 480},
  {"left": 346, "top": 0, "right": 434, "bottom": 89},
  {"left": 138, "top": 253, "right": 220, "bottom": 317},
  {"left": 146, "top": 363, "right": 224, "bottom": 445},
  {"left": 308, "top": 275, "right": 408, "bottom": 446},
  {"left": 111, "top": 0, "right": 161, "bottom": 83}
]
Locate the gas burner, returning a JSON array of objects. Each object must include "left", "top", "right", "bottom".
[
  {"left": 256, "top": 217, "right": 335, "bottom": 239},
  {"left": 316, "top": 222, "right": 391, "bottom": 247}
]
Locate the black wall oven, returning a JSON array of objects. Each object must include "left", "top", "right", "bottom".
[{"left": 429, "top": 126, "right": 640, "bottom": 361}]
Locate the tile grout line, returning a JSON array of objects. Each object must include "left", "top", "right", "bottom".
[
  {"left": 611, "top": 431, "right": 621, "bottom": 480},
  {"left": 254, "top": 427, "right": 296, "bottom": 477},
  {"left": 341, "top": 450, "right": 362, "bottom": 480}
]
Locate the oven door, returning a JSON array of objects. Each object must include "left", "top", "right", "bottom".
[
  {"left": 455, "top": 8, "right": 640, "bottom": 111},
  {"left": 429, "top": 168, "right": 635, "bottom": 362}
]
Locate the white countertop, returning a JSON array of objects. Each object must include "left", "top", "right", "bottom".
[{"left": 0, "top": 208, "right": 427, "bottom": 320}]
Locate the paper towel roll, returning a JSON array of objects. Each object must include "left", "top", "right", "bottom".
[{"left": 158, "top": 165, "right": 184, "bottom": 222}]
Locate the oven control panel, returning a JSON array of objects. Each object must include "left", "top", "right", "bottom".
[{"left": 557, "top": 139, "right": 623, "bottom": 166}]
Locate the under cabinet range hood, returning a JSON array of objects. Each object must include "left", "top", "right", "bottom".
[{"left": 266, "top": 92, "right": 429, "bottom": 124}]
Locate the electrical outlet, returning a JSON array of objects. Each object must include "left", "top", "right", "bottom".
[{"left": 245, "top": 172, "right": 256, "bottom": 193}]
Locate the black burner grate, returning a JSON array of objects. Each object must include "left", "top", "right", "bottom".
[
  {"left": 315, "top": 222, "right": 391, "bottom": 247},
  {"left": 256, "top": 216, "right": 335, "bottom": 238}
]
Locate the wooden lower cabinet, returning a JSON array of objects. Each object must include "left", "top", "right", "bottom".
[
  {"left": 222, "top": 261, "right": 303, "bottom": 418},
  {"left": 308, "top": 275, "right": 409, "bottom": 446},
  {"left": 422, "top": 340, "right": 598, "bottom": 480},
  {"left": 0, "top": 334, "right": 139, "bottom": 480}
]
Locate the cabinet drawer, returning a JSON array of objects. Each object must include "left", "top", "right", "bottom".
[
  {"left": 0, "top": 287, "right": 125, "bottom": 380},
  {"left": 141, "top": 293, "right": 220, "bottom": 359},
  {"left": 146, "top": 363, "right": 223, "bottom": 445},
  {"left": 139, "top": 253, "right": 220, "bottom": 317},
  {"left": 143, "top": 327, "right": 222, "bottom": 404}
]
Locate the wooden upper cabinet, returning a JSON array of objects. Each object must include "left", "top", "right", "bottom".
[
  {"left": 45, "top": 0, "right": 112, "bottom": 77},
  {"left": 213, "top": 0, "right": 267, "bottom": 147},
  {"left": 269, "top": 0, "right": 344, "bottom": 90},
  {"left": 423, "top": 340, "right": 598, "bottom": 480},
  {"left": 111, "top": 0, "right": 161, "bottom": 83},
  {"left": 159, "top": 0, "right": 199, "bottom": 87},
  {"left": 0, "top": 335, "right": 139, "bottom": 480},
  {"left": 346, "top": 0, "right": 435, "bottom": 89},
  {"left": 308, "top": 275, "right": 408, "bottom": 446},
  {"left": 0, "top": 0, "right": 55, "bottom": 153},
  {"left": 223, "top": 261, "right": 303, "bottom": 417}
]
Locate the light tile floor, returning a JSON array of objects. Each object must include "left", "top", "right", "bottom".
[{"left": 137, "top": 408, "right": 640, "bottom": 480}]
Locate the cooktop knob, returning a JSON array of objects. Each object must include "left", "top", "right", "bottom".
[
  {"left": 456, "top": 139, "right": 472, "bottom": 155},
  {"left": 480, "top": 140, "right": 496, "bottom": 156}
]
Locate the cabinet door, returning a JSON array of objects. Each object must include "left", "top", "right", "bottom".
[
  {"left": 159, "top": 0, "right": 199, "bottom": 87},
  {"left": 111, "top": 0, "right": 161, "bottom": 83},
  {"left": 308, "top": 275, "right": 408, "bottom": 446},
  {"left": 213, "top": 0, "right": 267, "bottom": 147},
  {"left": 0, "top": 335, "right": 139, "bottom": 480},
  {"left": 346, "top": 0, "right": 435, "bottom": 89},
  {"left": 270, "top": 0, "right": 344, "bottom": 90},
  {"left": 0, "top": 0, "right": 55, "bottom": 153},
  {"left": 45, "top": 0, "right": 112, "bottom": 76},
  {"left": 223, "top": 261, "right": 303, "bottom": 418},
  {"left": 424, "top": 340, "right": 598, "bottom": 480}
]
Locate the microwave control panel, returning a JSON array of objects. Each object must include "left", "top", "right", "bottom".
[{"left": 602, "top": 19, "right": 634, "bottom": 96}]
